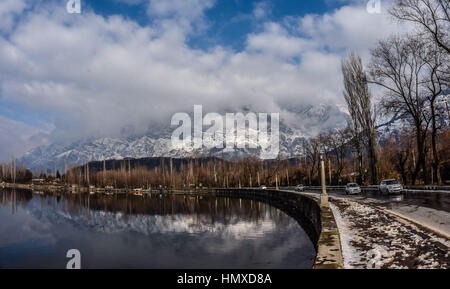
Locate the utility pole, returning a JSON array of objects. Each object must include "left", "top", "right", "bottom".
[
  {"left": 275, "top": 172, "right": 279, "bottom": 190},
  {"left": 320, "top": 152, "right": 328, "bottom": 206}
]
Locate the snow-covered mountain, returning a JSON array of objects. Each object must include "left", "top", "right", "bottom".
[{"left": 20, "top": 104, "right": 350, "bottom": 172}]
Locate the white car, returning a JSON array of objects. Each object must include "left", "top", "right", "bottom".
[
  {"left": 295, "top": 184, "right": 305, "bottom": 192},
  {"left": 379, "top": 179, "right": 403, "bottom": 194},
  {"left": 259, "top": 185, "right": 267, "bottom": 190},
  {"left": 345, "top": 183, "right": 361, "bottom": 195}
]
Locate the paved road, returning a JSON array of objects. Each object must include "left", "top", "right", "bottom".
[{"left": 298, "top": 190, "right": 450, "bottom": 238}]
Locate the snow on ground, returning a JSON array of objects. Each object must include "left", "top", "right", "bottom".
[
  {"left": 329, "top": 202, "right": 362, "bottom": 268},
  {"left": 329, "top": 197, "right": 450, "bottom": 269}
]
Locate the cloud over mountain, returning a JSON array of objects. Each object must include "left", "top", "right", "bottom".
[{"left": 0, "top": 0, "right": 404, "bottom": 161}]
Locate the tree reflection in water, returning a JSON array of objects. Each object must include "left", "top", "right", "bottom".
[{"left": 0, "top": 188, "right": 316, "bottom": 269}]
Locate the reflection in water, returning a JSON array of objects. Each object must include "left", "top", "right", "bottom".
[{"left": 0, "top": 188, "right": 316, "bottom": 269}]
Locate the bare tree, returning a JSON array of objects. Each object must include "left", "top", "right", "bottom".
[
  {"left": 325, "top": 127, "right": 352, "bottom": 183},
  {"left": 305, "top": 137, "right": 321, "bottom": 185},
  {"left": 386, "top": 127, "right": 415, "bottom": 184},
  {"left": 390, "top": 0, "right": 450, "bottom": 54},
  {"left": 342, "top": 53, "right": 379, "bottom": 184},
  {"left": 421, "top": 43, "right": 449, "bottom": 183},
  {"left": 369, "top": 35, "right": 431, "bottom": 184}
]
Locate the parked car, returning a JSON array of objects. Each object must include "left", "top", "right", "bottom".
[
  {"left": 295, "top": 184, "right": 305, "bottom": 192},
  {"left": 345, "top": 183, "right": 361, "bottom": 195},
  {"left": 259, "top": 185, "right": 267, "bottom": 190},
  {"left": 379, "top": 179, "right": 403, "bottom": 194}
]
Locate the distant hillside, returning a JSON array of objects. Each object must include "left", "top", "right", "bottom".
[
  {"left": 19, "top": 103, "right": 350, "bottom": 173},
  {"left": 70, "top": 156, "right": 304, "bottom": 175}
]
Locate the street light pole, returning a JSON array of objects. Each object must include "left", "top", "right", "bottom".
[{"left": 320, "top": 152, "right": 328, "bottom": 206}]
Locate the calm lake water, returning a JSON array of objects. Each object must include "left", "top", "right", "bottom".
[{"left": 0, "top": 188, "right": 316, "bottom": 269}]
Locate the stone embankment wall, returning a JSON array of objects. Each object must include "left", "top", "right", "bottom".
[{"left": 212, "top": 188, "right": 343, "bottom": 269}]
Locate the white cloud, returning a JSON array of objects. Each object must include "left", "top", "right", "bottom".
[
  {"left": 143, "top": 0, "right": 216, "bottom": 40},
  {"left": 294, "top": 4, "right": 406, "bottom": 59},
  {"left": 0, "top": 115, "right": 50, "bottom": 161},
  {"left": 0, "top": 1, "right": 407, "bottom": 158},
  {"left": 246, "top": 22, "right": 314, "bottom": 58},
  {"left": 253, "top": 1, "right": 271, "bottom": 19},
  {"left": 0, "top": 0, "right": 28, "bottom": 32},
  {"left": 147, "top": 0, "right": 215, "bottom": 20}
]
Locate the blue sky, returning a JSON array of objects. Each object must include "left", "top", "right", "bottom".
[
  {"left": 0, "top": 0, "right": 401, "bottom": 161},
  {"left": 85, "top": 0, "right": 345, "bottom": 51}
]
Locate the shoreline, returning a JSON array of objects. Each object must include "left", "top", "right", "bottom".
[{"left": 1, "top": 182, "right": 206, "bottom": 195}]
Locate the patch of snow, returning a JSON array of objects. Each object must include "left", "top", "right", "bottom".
[
  {"left": 329, "top": 198, "right": 449, "bottom": 269},
  {"left": 329, "top": 202, "right": 363, "bottom": 269}
]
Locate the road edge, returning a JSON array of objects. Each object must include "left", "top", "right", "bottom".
[{"left": 311, "top": 196, "right": 344, "bottom": 269}]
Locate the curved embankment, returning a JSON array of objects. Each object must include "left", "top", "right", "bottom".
[{"left": 211, "top": 188, "right": 343, "bottom": 269}]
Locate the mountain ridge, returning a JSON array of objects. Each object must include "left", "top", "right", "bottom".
[{"left": 20, "top": 103, "right": 350, "bottom": 172}]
